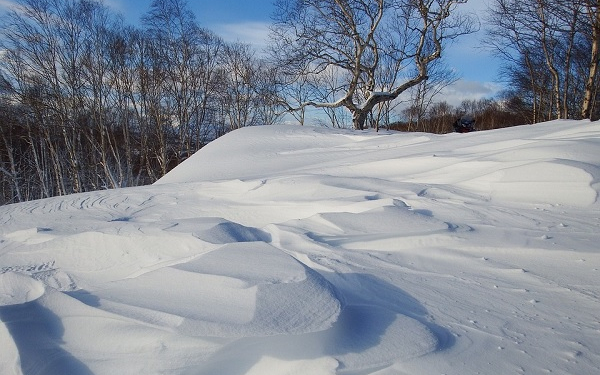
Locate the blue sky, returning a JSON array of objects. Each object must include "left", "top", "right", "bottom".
[
  {"left": 111, "top": 0, "right": 505, "bottom": 103},
  {"left": 112, "top": 0, "right": 273, "bottom": 30},
  {"left": 0, "top": 0, "right": 504, "bottom": 104}
]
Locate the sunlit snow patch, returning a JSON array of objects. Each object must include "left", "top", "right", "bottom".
[{"left": 458, "top": 161, "right": 596, "bottom": 206}]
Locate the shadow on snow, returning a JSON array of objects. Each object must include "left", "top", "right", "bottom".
[{"left": 0, "top": 300, "right": 93, "bottom": 375}]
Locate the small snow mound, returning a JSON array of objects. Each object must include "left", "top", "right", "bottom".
[
  {"left": 91, "top": 242, "right": 341, "bottom": 337},
  {"left": 166, "top": 218, "right": 272, "bottom": 244},
  {"left": 0, "top": 272, "right": 45, "bottom": 306},
  {"left": 175, "top": 242, "right": 306, "bottom": 284},
  {"left": 176, "top": 242, "right": 342, "bottom": 336}
]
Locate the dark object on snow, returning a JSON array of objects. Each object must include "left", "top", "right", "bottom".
[{"left": 453, "top": 116, "right": 476, "bottom": 133}]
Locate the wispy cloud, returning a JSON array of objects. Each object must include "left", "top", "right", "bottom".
[
  {"left": 216, "top": 21, "right": 271, "bottom": 48},
  {"left": 0, "top": 0, "right": 18, "bottom": 11},
  {"left": 102, "top": 0, "right": 126, "bottom": 14},
  {"left": 0, "top": 0, "right": 127, "bottom": 17}
]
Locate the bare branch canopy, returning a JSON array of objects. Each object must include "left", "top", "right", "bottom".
[{"left": 269, "top": 0, "right": 477, "bottom": 129}]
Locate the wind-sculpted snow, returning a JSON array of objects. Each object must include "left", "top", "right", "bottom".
[
  {"left": 1, "top": 120, "right": 600, "bottom": 374},
  {"left": 0, "top": 272, "right": 45, "bottom": 306},
  {"left": 77, "top": 242, "right": 342, "bottom": 337}
]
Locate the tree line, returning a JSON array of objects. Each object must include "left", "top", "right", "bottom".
[
  {"left": 1, "top": 0, "right": 599, "bottom": 205},
  {"left": 0, "top": 0, "right": 281, "bottom": 204},
  {"left": 390, "top": 95, "right": 530, "bottom": 133}
]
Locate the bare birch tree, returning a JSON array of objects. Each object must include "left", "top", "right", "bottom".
[{"left": 270, "top": 0, "right": 476, "bottom": 129}]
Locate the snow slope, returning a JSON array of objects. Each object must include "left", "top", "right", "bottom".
[{"left": 1, "top": 120, "right": 599, "bottom": 375}]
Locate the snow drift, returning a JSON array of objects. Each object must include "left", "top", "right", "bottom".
[{"left": 1, "top": 120, "right": 599, "bottom": 375}]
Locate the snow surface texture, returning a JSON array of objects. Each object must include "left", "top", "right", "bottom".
[{"left": 1, "top": 120, "right": 600, "bottom": 375}]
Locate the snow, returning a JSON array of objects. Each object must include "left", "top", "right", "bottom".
[
  {"left": 1, "top": 119, "right": 600, "bottom": 374},
  {"left": 0, "top": 272, "right": 45, "bottom": 306}
]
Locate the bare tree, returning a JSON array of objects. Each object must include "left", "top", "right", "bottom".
[
  {"left": 280, "top": 69, "right": 318, "bottom": 126},
  {"left": 253, "top": 62, "right": 285, "bottom": 126},
  {"left": 404, "top": 60, "right": 459, "bottom": 131},
  {"left": 486, "top": 0, "right": 542, "bottom": 122},
  {"left": 313, "top": 66, "right": 353, "bottom": 128},
  {"left": 270, "top": 0, "right": 475, "bottom": 129},
  {"left": 427, "top": 100, "right": 454, "bottom": 133},
  {"left": 221, "top": 42, "right": 260, "bottom": 129},
  {"left": 487, "top": 0, "right": 599, "bottom": 121},
  {"left": 143, "top": 0, "right": 224, "bottom": 162}
]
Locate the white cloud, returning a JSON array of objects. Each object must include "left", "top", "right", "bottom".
[{"left": 439, "top": 79, "right": 504, "bottom": 106}]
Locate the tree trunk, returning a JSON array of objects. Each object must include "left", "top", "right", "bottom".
[
  {"left": 537, "top": 0, "right": 563, "bottom": 120},
  {"left": 351, "top": 91, "right": 399, "bottom": 130},
  {"left": 582, "top": 6, "right": 600, "bottom": 119},
  {"left": 352, "top": 109, "right": 369, "bottom": 130}
]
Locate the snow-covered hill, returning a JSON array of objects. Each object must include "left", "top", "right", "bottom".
[{"left": 1, "top": 120, "right": 599, "bottom": 375}]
